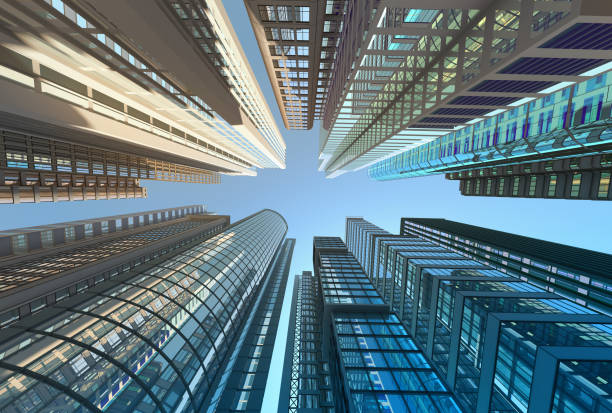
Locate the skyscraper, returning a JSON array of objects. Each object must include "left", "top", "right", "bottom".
[
  {"left": 0, "top": 207, "right": 292, "bottom": 413},
  {"left": 369, "top": 73, "right": 612, "bottom": 200},
  {"left": 0, "top": 0, "right": 286, "bottom": 204},
  {"left": 248, "top": 1, "right": 612, "bottom": 181},
  {"left": 244, "top": 1, "right": 347, "bottom": 130},
  {"left": 345, "top": 217, "right": 612, "bottom": 413},
  {"left": 280, "top": 238, "right": 462, "bottom": 413}
]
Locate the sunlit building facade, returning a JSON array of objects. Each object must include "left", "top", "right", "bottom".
[
  {"left": 247, "top": 0, "right": 612, "bottom": 179},
  {"left": 281, "top": 237, "right": 462, "bottom": 413},
  {"left": 324, "top": 1, "right": 612, "bottom": 179},
  {"left": 0, "top": 208, "right": 290, "bottom": 413},
  {"left": 0, "top": 0, "right": 286, "bottom": 203},
  {"left": 244, "top": 1, "right": 348, "bottom": 130},
  {"left": 346, "top": 217, "right": 612, "bottom": 413}
]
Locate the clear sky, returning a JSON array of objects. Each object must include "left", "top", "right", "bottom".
[{"left": 1, "top": 2, "right": 611, "bottom": 411}]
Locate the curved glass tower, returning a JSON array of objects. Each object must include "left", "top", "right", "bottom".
[{"left": 0, "top": 209, "right": 287, "bottom": 413}]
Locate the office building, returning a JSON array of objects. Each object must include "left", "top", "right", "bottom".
[
  {"left": 280, "top": 238, "right": 462, "bottom": 413},
  {"left": 400, "top": 218, "right": 612, "bottom": 315},
  {"left": 345, "top": 217, "right": 612, "bottom": 413},
  {"left": 0, "top": 0, "right": 286, "bottom": 203},
  {"left": 209, "top": 238, "right": 295, "bottom": 412},
  {"left": 0, "top": 207, "right": 292, "bottom": 413},
  {"left": 244, "top": 1, "right": 348, "bottom": 130},
  {"left": 247, "top": 0, "right": 612, "bottom": 180},
  {"left": 370, "top": 73, "right": 612, "bottom": 200}
]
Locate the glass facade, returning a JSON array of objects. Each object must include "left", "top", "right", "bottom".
[
  {"left": 281, "top": 236, "right": 460, "bottom": 413},
  {"left": 207, "top": 238, "right": 295, "bottom": 411},
  {"left": 345, "top": 217, "right": 612, "bottom": 413},
  {"left": 369, "top": 71, "right": 612, "bottom": 200},
  {"left": 401, "top": 218, "right": 612, "bottom": 315},
  {"left": 0, "top": 209, "right": 287, "bottom": 413},
  {"left": 333, "top": 313, "right": 460, "bottom": 413},
  {"left": 282, "top": 271, "right": 333, "bottom": 413}
]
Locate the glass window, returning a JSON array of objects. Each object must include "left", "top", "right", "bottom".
[
  {"left": 41, "top": 230, "right": 54, "bottom": 248},
  {"left": 598, "top": 172, "right": 610, "bottom": 198},
  {"left": 570, "top": 173, "right": 581, "bottom": 197},
  {"left": 528, "top": 176, "right": 537, "bottom": 196},
  {"left": 548, "top": 175, "right": 557, "bottom": 197},
  {"left": 11, "top": 234, "right": 27, "bottom": 254},
  {"left": 296, "top": 28, "right": 309, "bottom": 41},
  {"left": 296, "top": 6, "right": 310, "bottom": 22}
]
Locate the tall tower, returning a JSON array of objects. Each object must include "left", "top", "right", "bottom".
[
  {"left": 246, "top": 0, "right": 612, "bottom": 181},
  {"left": 345, "top": 217, "right": 612, "bottom": 413},
  {"left": 0, "top": 0, "right": 285, "bottom": 204},
  {"left": 243, "top": 1, "right": 347, "bottom": 130},
  {"left": 280, "top": 237, "right": 461, "bottom": 413},
  {"left": 0, "top": 208, "right": 292, "bottom": 413}
]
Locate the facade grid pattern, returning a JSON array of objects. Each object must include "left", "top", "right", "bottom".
[
  {"left": 0, "top": 209, "right": 287, "bottom": 413},
  {"left": 345, "top": 217, "right": 612, "bottom": 413}
]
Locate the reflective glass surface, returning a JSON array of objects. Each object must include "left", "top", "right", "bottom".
[{"left": 0, "top": 210, "right": 287, "bottom": 413}]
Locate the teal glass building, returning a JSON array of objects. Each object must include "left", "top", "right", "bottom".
[
  {"left": 369, "top": 72, "right": 612, "bottom": 200},
  {"left": 345, "top": 217, "right": 612, "bottom": 413},
  {"left": 0, "top": 208, "right": 291, "bottom": 413},
  {"left": 281, "top": 237, "right": 462, "bottom": 413}
]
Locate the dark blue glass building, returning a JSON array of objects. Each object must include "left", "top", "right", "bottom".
[
  {"left": 281, "top": 237, "right": 462, "bottom": 413},
  {"left": 344, "top": 217, "right": 612, "bottom": 413}
]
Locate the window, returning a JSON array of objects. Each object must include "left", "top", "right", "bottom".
[
  {"left": 235, "top": 391, "right": 250, "bottom": 410},
  {"left": 280, "top": 28, "right": 294, "bottom": 40},
  {"left": 598, "top": 172, "right": 610, "bottom": 198},
  {"left": 498, "top": 177, "right": 505, "bottom": 195},
  {"left": 570, "top": 173, "right": 581, "bottom": 198},
  {"left": 56, "top": 288, "right": 70, "bottom": 302},
  {"left": 297, "top": 46, "right": 309, "bottom": 56},
  {"left": 277, "top": 6, "right": 293, "bottom": 21},
  {"left": 296, "top": 28, "right": 309, "bottom": 41},
  {"left": 243, "top": 373, "right": 255, "bottom": 389},
  {"left": 70, "top": 355, "right": 89, "bottom": 376},
  {"left": 548, "top": 175, "right": 557, "bottom": 197},
  {"left": 65, "top": 226, "right": 75, "bottom": 242},
  {"left": 265, "top": 27, "right": 279, "bottom": 40},
  {"left": 258, "top": 5, "right": 276, "bottom": 21},
  {"left": 296, "top": 6, "right": 310, "bottom": 22},
  {"left": 84, "top": 223, "right": 94, "bottom": 238},
  {"left": 528, "top": 176, "right": 537, "bottom": 196},
  {"left": 512, "top": 178, "right": 519, "bottom": 196},
  {"left": 11, "top": 234, "right": 27, "bottom": 254},
  {"left": 41, "top": 230, "right": 54, "bottom": 248}
]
